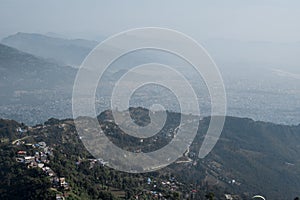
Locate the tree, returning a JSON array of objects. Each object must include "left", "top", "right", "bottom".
[{"left": 205, "top": 192, "right": 215, "bottom": 200}]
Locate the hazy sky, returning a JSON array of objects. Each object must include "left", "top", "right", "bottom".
[{"left": 0, "top": 0, "right": 300, "bottom": 42}]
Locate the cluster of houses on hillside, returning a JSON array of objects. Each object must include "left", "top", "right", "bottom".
[
  {"left": 13, "top": 128, "right": 70, "bottom": 199},
  {"left": 16, "top": 141, "right": 52, "bottom": 168}
]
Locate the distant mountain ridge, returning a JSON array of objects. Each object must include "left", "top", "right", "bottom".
[
  {"left": 0, "top": 43, "right": 76, "bottom": 90},
  {"left": 1, "top": 32, "right": 98, "bottom": 67},
  {"left": 0, "top": 43, "right": 76, "bottom": 124}
]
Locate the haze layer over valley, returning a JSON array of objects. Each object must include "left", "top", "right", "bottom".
[{"left": 1, "top": 33, "right": 299, "bottom": 125}]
